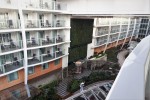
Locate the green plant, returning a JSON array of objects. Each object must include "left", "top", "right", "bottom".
[
  {"left": 31, "top": 80, "right": 60, "bottom": 100},
  {"left": 67, "top": 79, "right": 81, "bottom": 93}
]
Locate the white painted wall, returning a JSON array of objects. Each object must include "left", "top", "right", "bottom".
[
  {"left": 58, "top": 0, "right": 150, "bottom": 14},
  {"left": 87, "top": 43, "right": 94, "bottom": 58}
]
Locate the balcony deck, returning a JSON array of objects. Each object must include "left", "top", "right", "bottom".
[
  {"left": 28, "top": 59, "right": 41, "bottom": 65},
  {"left": 4, "top": 63, "right": 22, "bottom": 73},
  {"left": 43, "top": 55, "right": 54, "bottom": 61}
]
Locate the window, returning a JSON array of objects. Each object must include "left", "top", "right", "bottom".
[
  {"left": 7, "top": 72, "right": 18, "bottom": 82},
  {"left": 42, "top": 63, "right": 49, "bottom": 70},
  {"left": 28, "top": 67, "right": 34, "bottom": 75},
  {"left": 54, "top": 59, "right": 60, "bottom": 65}
]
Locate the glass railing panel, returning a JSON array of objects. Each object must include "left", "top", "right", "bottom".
[
  {"left": 0, "top": 59, "right": 24, "bottom": 74},
  {"left": 27, "top": 55, "right": 42, "bottom": 65},
  {"left": 0, "top": 19, "right": 20, "bottom": 29},
  {"left": 55, "top": 2, "right": 67, "bottom": 10},
  {"left": 39, "top": 37, "right": 55, "bottom": 46},
  {"left": 41, "top": 52, "right": 55, "bottom": 62},
  {"left": 26, "top": 39, "right": 40, "bottom": 47},
  {"left": 0, "top": 40, "right": 23, "bottom": 53},
  {"left": 55, "top": 49, "right": 65, "bottom": 58}
]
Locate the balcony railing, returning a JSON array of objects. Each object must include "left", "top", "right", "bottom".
[
  {"left": 0, "top": 19, "right": 20, "bottom": 30},
  {"left": 55, "top": 2, "right": 67, "bottom": 10},
  {"left": 0, "top": 59, "right": 24, "bottom": 75},
  {"left": 97, "top": 31, "right": 109, "bottom": 36},
  {"left": 119, "top": 35, "right": 126, "bottom": 39},
  {"left": 27, "top": 50, "right": 65, "bottom": 65},
  {"left": 23, "top": 1, "right": 67, "bottom": 10},
  {"left": 0, "top": 40, "right": 23, "bottom": 53},
  {"left": 95, "top": 39, "right": 107, "bottom": 46},
  {"left": 27, "top": 38, "right": 40, "bottom": 48},
  {"left": 110, "top": 29, "right": 119, "bottom": 33},
  {"left": 109, "top": 37, "right": 118, "bottom": 42},
  {"left": 25, "top": 19, "right": 66, "bottom": 28},
  {"left": 27, "top": 35, "right": 65, "bottom": 48}
]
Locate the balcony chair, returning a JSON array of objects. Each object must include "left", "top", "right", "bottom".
[
  {"left": 32, "top": 54, "right": 37, "bottom": 60},
  {"left": 57, "top": 48, "right": 63, "bottom": 56},
  {"left": 31, "top": 38, "right": 37, "bottom": 45},
  {"left": 45, "top": 20, "right": 51, "bottom": 27},
  {"left": 27, "top": 20, "right": 35, "bottom": 28},
  {"left": 44, "top": 2, "right": 49, "bottom": 9},
  {"left": 56, "top": 20, "right": 61, "bottom": 27},
  {"left": 9, "top": 39, "right": 16, "bottom": 48},
  {"left": 1, "top": 44, "right": 6, "bottom": 51},
  {"left": 13, "top": 57, "right": 19, "bottom": 66},
  {"left": 8, "top": 20, "right": 13, "bottom": 28},
  {"left": 56, "top": 35, "right": 63, "bottom": 43},
  {"left": 46, "top": 36, "right": 52, "bottom": 43},
  {"left": 57, "top": 4, "right": 61, "bottom": 10},
  {"left": 47, "top": 51, "right": 52, "bottom": 57}
]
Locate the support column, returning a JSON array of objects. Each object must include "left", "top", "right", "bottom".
[
  {"left": 103, "top": 18, "right": 111, "bottom": 53},
  {"left": 145, "top": 19, "right": 150, "bottom": 37},
  {"left": 121, "top": 18, "right": 131, "bottom": 50},
  {"left": 129, "top": 19, "right": 137, "bottom": 43},
  {"left": 116, "top": 18, "right": 122, "bottom": 47}
]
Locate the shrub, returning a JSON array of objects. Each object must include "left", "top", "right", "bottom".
[
  {"left": 67, "top": 79, "right": 81, "bottom": 93},
  {"left": 31, "top": 80, "right": 60, "bottom": 100}
]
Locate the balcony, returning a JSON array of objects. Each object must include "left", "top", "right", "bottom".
[
  {"left": 96, "top": 39, "right": 107, "bottom": 46},
  {"left": 27, "top": 35, "right": 64, "bottom": 48},
  {"left": 55, "top": 2, "right": 67, "bottom": 10},
  {"left": 42, "top": 52, "right": 55, "bottom": 62},
  {"left": 28, "top": 54, "right": 41, "bottom": 65},
  {"left": 97, "top": 31, "right": 109, "bottom": 36},
  {"left": 110, "top": 29, "right": 119, "bottom": 33},
  {"left": 27, "top": 50, "right": 65, "bottom": 66},
  {"left": 27, "top": 38, "right": 40, "bottom": 48},
  {"left": 25, "top": 19, "right": 66, "bottom": 28},
  {"left": 0, "top": 40, "right": 23, "bottom": 53},
  {"left": 0, "top": 59, "right": 23, "bottom": 75},
  {"left": 0, "top": 19, "right": 20, "bottom": 30},
  {"left": 23, "top": 1, "right": 67, "bottom": 11}
]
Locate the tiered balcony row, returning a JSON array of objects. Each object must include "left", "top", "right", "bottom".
[
  {"left": 27, "top": 35, "right": 65, "bottom": 48},
  {"left": 27, "top": 49, "right": 65, "bottom": 66},
  {"left": 23, "top": 1, "right": 67, "bottom": 11},
  {"left": 0, "top": 0, "right": 67, "bottom": 11},
  {"left": 25, "top": 19, "right": 66, "bottom": 28}
]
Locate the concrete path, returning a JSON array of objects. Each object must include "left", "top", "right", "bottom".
[{"left": 117, "top": 49, "right": 129, "bottom": 67}]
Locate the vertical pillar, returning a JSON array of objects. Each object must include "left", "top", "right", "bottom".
[
  {"left": 18, "top": 4, "right": 28, "bottom": 84},
  {"left": 129, "top": 19, "right": 136, "bottom": 43},
  {"left": 121, "top": 17, "right": 130, "bottom": 50},
  {"left": 116, "top": 17, "right": 122, "bottom": 47},
  {"left": 103, "top": 18, "right": 111, "bottom": 53}
]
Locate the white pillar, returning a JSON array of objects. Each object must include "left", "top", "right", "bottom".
[
  {"left": 145, "top": 19, "right": 150, "bottom": 37},
  {"left": 121, "top": 18, "right": 130, "bottom": 49},
  {"left": 116, "top": 18, "right": 122, "bottom": 47},
  {"left": 129, "top": 19, "right": 136, "bottom": 44},
  {"left": 103, "top": 18, "right": 111, "bottom": 53},
  {"left": 18, "top": 3, "right": 28, "bottom": 84}
]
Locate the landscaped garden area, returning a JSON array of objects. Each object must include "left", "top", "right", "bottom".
[{"left": 30, "top": 46, "right": 122, "bottom": 100}]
